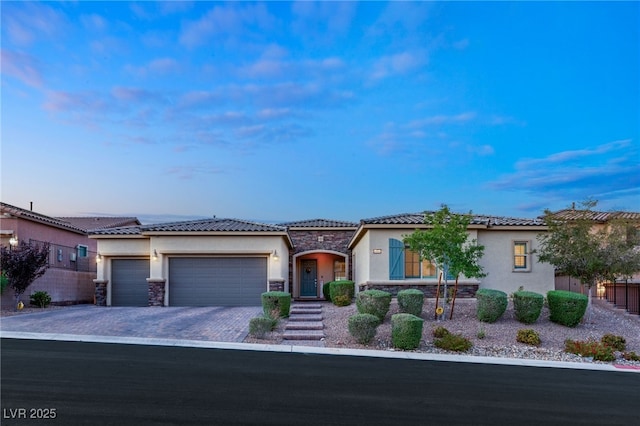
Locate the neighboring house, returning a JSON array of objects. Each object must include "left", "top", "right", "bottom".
[
  {"left": 0, "top": 202, "right": 139, "bottom": 306},
  {"left": 91, "top": 211, "right": 555, "bottom": 307},
  {"left": 349, "top": 213, "right": 554, "bottom": 297},
  {"left": 547, "top": 208, "right": 640, "bottom": 314}
]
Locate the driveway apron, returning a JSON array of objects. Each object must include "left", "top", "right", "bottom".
[{"left": 0, "top": 305, "right": 263, "bottom": 342}]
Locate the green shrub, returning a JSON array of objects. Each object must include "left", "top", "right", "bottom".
[
  {"left": 601, "top": 334, "right": 626, "bottom": 352},
  {"left": 476, "top": 289, "right": 508, "bottom": 323},
  {"left": 547, "top": 290, "right": 587, "bottom": 327},
  {"left": 261, "top": 291, "right": 291, "bottom": 318},
  {"left": 356, "top": 289, "right": 392, "bottom": 321},
  {"left": 476, "top": 327, "right": 486, "bottom": 340},
  {"left": 432, "top": 326, "right": 451, "bottom": 338},
  {"left": 249, "top": 316, "right": 277, "bottom": 339},
  {"left": 322, "top": 281, "right": 332, "bottom": 301},
  {"left": 512, "top": 291, "right": 544, "bottom": 324},
  {"left": 516, "top": 329, "right": 541, "bottom": 346},
  {"left": 391, "top": 313, "right": 424, "bottom": 350},
  {"left": 29, "top": 291, "right": 51, "bottom": 308},
  {"left": 622, "top": 351, "right": 640, "bottom": 361},
  {"left": 434, "top": 333, "right": 473, "bottom": 352},
  {"left": 330, "top": 281, "right": 355, "bottom": 306},
  {"left": 564, "top": 338, "right": 615, "bottom": 362},
  {"left": 397, "top": 289, "right": 424, "bottom": 317},
  {"left": 348, "top": 313, "right": 380, "bottom": 344},
  {"left": 0, "top": 271, "right": 7, "bottom": 295}
]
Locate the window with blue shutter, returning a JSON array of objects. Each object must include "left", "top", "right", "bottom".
[{"left": 389, "top": 238, "right": 404, "bottom": 280}]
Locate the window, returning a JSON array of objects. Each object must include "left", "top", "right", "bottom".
[
  {"left": 389, "top": 239, "right": 445, "bottom": 280},
  {"left": 513, "top": 241, "right": 530, "bottom": 272},
  {"left": 334, "top": 260, "right": 346, "bottom": 281},
  {"left": 77, "top": 245, "right": 88, "bottom": 257}
]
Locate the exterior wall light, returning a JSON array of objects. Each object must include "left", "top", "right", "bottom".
[
  {"left": 9, "top": 237, "right": 18, "bottom": 247},
  {"left": 273, "top": 250, "right": 279, "bottom": 261},
  {"left": 373, "top": 249, "right": 383, "bottom": 254},
  {"left": 96, "top": 253, "right": 102, "bottom": 263},
  {"left": 152, "top": 249, "right": 158, "bottom": 261}
]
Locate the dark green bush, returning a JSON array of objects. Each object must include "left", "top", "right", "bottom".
[
  {"left": 476, "top": 289, "right": 508, "bottom": 323},
  {"left": 512, "top": 291, "right": 544, "bottom": 324},
  {"left": 432, "top": 326, "right": 451, "bottom": 338},
  {"left": 623, "top": 351, "right": 640, "bottom": 361},
  {"left": 249, "top": 316, "right": 277, "bottom": 338},
  {"left": 397, "top": 289, "right": 424, "bottom": 317},
  {"left": 547, "top": 290, "right": 587, "bottom": 327},
  {"left": 322, "top": 281, "right": 332, "bottom": 301},
  {"left": 601, "top": 334, "right": 626, "bottom": 352},
  {"left": 348, "top": 313, "right": 381, "bottom": 344},
  {"left": 391, "top": 313, "right": 423, "bottom": 350},
  {"left": 434, "top": 333, "right": 472, "bottom": 352},
  {"left": 356, "top": 289, "right": 392, "bottom": 321},
  {"left": 330, "top": 281, "right": 355, "bottom": 306},
  {"left": 261, "top": 291, "right": 291, "bottom": 318},
  {"left": 516, "top": 329, "right": 541, "bottom": 346},
  {"left": 0, "top": 272, "right": 7, "bottom": 295},
  {"left": 29, "top": 290, "right": 51, "bottom": 308},
  {"left": 564, "top": 338, "right": 615, "bottom": 362}
]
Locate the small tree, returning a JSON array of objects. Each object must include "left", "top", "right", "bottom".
[
  {"left": 404, "top": 205, "right": 486, "bottom": 320},
  {"left": 536, "top": 200, "right": 640, "bottom": 322},
  {"left": 0, "top": 241, "right": 50, "bottom": 311}
]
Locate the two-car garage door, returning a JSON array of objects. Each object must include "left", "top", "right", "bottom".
[
  {"left": 168, "top": 257, "right": 267, "bottom": 307},
  {"left": 110, "top": 257, "right": 267, "bottom": 307}
]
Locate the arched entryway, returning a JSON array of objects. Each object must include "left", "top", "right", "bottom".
[{"left": 293, "top": 250, "right": 348, "bottom": 299}]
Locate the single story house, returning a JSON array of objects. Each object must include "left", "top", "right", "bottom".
[
  {"left": 0, "top": 201, "right": 139, "bottom": 306},
  {"left": 90, "top": 211, "right": 555, "bottom": 307}
]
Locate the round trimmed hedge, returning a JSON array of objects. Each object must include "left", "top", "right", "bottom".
[
  {"left": 547, "top": 290, "right": 587, "bottom": 327},
  {"left": 356, "top": 289, "right": 392, "bottom": 321},
  {"left": 476, "top": 289, "right": 508, "bottom": 323},
  {"left": 397, "top": 289, "right": 424, "bottom": 317},
  {"left": 261, "top": 291, "right": 291, "bottom": 318},
  {"left": 348, "top": 313, "right": 380, "bottom": 344},
  {"left": 512, "top": 290, "right": 544, "bottom": 324},
  {"left": 329, "top": 280, "right": 355, "bottom": 306},
  {"left": 391, "top": 313, "right": 424, "bottom": 350}
]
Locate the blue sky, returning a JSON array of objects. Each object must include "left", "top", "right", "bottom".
[{"left": 2, "top": 1, "right": 638, "bottom": 224}]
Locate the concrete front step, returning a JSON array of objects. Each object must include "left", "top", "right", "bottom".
[
  {"left": 282, "top": 330, "right": 325, "bottom": 340},
  {"left": 288, "top": 314, "right": 323, "bottom": 322},
  {"left": 291, "top": 304, "right": 322, "bottom": 309},
  {"left": 290, "top": 309, "right": 322, "bottom": 316},
  {"left": 285, "top": 321, "right": 324, "bottom": 331}
]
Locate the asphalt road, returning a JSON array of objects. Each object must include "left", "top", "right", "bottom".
[{"left": 1, "top": 338, "right": 638, "bottom": 426}]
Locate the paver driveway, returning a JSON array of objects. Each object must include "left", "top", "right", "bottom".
[{"left": 0, "top": 305, "right": 262, "bottom": 342}]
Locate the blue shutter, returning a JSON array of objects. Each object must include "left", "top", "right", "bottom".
[{"left": 389, "top": 238, "right": 404, "bottom": 280}]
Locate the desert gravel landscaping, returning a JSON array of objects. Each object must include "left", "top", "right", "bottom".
[{"left": 246, "top": 297, "right": 640, "bottom": 366}]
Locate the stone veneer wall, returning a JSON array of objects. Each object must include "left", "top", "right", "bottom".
[
  {"left": 359, "top": 282, "right": 479, "bottom": 298},
  {"left": 147, "top": 279, "right": 166, "bottom": 307},
  {"left": 286, "top": 229, "right": 356, "bottom": 291},
  {"left": 93, "top": 280, "right": 108, "bottom": 306},
  {"left": 268, "top": 279, "right": 285, "bottom": 292}
]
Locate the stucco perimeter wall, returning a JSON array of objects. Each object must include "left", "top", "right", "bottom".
[
  {"left": 477, "top": 229, "right": 555, "bottom": 295},
  {"left": 1, "top": 268, "right": 95, "bottom": 307}
]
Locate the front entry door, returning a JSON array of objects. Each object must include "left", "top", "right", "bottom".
[{"left": 300, "top": 260, "right": 317, "bottom": 297}]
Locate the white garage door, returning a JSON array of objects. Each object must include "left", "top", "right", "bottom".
[{"left": 168, "top": 257, "right": 267, "bottom": 306}]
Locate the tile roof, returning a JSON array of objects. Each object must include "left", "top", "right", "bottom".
[
  {"left": 279, "top": 219, "right": 358, "bottom": 228},
  {"left": 360, "top": 212, "right": 545, "bottom": 227},
  {"left": 56, "top": 216, "right": 141, "bottom": 232},
  {"left": 91, "top": 218, "right": 288, "bottom": 235},
  {"left": 548, "top": 209, "right": 640, "bottom": 222},
  {"left": 1, "top": 202, "right": 86, "bottom": 234}
]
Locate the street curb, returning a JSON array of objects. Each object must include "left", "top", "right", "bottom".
[{"left": 2, "top": 331, "right": 638, "bottom": 373}]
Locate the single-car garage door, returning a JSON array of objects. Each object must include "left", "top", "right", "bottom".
[
  {"left": 169, "top": 257, "right": 267, "bottom": 307},
  {"left": 111, "top": 259, "right": 149, "bottom": 306}
]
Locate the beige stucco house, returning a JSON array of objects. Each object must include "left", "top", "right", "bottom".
[
  {"left": 349, "top": 213, "right": 554, "bottom": 297},
  {"left": 90, "top": 212, "right": 556, "bottom": 307}
]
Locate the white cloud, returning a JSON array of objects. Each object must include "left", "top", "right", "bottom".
[
  {"left": 1, "top": 49, "right": 43, "bottom": 87},
  {"left": 370, "top": 51, "right": 427, "bottom": 81}
]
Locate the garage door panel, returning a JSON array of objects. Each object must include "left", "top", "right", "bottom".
[
  {"left": 169, "top": 257, "right": 267, "bottom": 307},
  {"left": 111, "top": 259, "right": 149, "bottom": 307}
]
